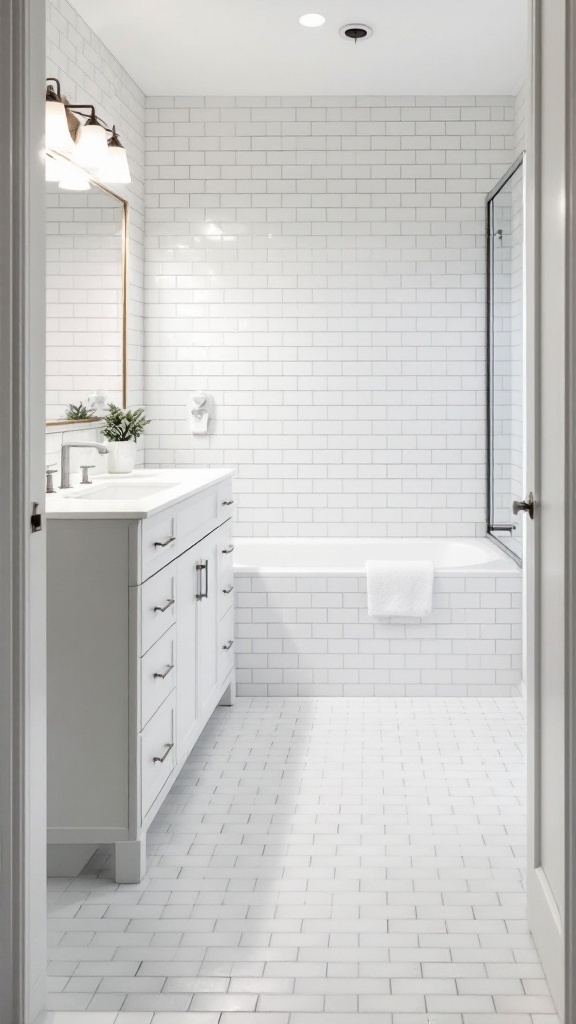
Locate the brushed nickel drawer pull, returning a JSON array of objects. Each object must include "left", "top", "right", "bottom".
[
  {"left": 196, "top": 560, "right": 208, "bottom": 600},
  {"left": 222, "top": 585, "right": 234, "bottom": 595},
  {"left": 154, "top": 535, "right": 176, "bottom": 548},
  {"left": 153, "top": 742, "right": 174, "bottom": 764},
  {"left": 222, "top": 544, "right": 234, "bottom": 555},
  {"left": 153, "top": 664, "right": 174, "bottom": 680},
  {"left": 222, "top": 640, "right": 234, "bottom": 650},
  {"left": 154, "top": 598, "right": 175, "bottom": 613},
  {"left": 222, "top": 499, "right": 234, "bottom": 506}
]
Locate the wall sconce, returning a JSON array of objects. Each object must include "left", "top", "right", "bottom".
[
  {"left": 99, "top": 127, "right": 131, "bottom": 185},
  {"left": 45, "top": 78, "right": 131, "bottom": 188},
  {"left": 45, "top": 78, "right": 74, "bottom": 155}
]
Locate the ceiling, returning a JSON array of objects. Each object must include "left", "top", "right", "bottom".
[{"left": 69, "top": 0, "right": 528, "bottom": 97}]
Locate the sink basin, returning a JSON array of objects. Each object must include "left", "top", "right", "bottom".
[{"left": 65, "top": 482, "right": 180, "bottom": 501}]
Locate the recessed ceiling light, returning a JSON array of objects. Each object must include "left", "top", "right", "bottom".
[{"left": 299, "top": 13, "right": 326, "bottom": 28}]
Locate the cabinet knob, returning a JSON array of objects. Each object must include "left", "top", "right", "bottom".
[
  {"left": 153, "top": 598, "right": 175, "bottom": 614},
  {"left": 222, "top": 585, "right": 234, "bottom": 595},
  {"left": 222, "top": 545, "right": 234, "bottom": 555},
  {"left": 222, "top": 640, "right": 234, "bottom": 651},
  {"left": 222, "top": 499, "right": 234, "bottom": 506}
]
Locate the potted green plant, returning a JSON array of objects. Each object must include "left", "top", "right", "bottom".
[
  {"left": 65, "top": 399, "right": 96, "bottom": 420},
  {"left": 101, "top": 404, "right": 151, "bottom": 474}
]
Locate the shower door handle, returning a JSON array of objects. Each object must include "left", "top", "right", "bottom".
[{"left": 512, "top": 492, "right": 534, "bottom": 520}]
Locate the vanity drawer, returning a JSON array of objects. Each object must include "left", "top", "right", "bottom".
[
  {"left": 139, "top": 483, "right": 233, "bottom": 584},
  {"left": 220, "top": 577, "right": 235, "bottom": 621},
  {"left": 141, "top": 625, "right": 176, "bottom": 730},
  {"left": 141, "top": 693, "right": 176, "bottom": 819},
  {"left": 140, "top": 562, "right": 177, "bottom": 654},
  {"left": 218, "top": 479, "right": 234, "bottom": 516},
  {"left": 219, "top": 606, "right": 235, "bottom": 684},
  {"left": 218, "top": 525, "right": 234, "bottom": 620},
  {"left": 141, "top": 510, "right": 178, "bottom": 581},
  {"left": 177, "top": 488, "right": 220, "bottom": 554}
]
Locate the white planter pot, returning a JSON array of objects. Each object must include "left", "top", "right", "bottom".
[{"left": 107, "top": 440, "right": 137, "bottom": 474}]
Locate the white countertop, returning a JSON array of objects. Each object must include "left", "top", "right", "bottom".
[{"left": 46, "top": 468, "right": 235, "bottom": 520}]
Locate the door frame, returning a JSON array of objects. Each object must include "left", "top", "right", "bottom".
[
  {"left": 0, "top": 0, "right": 46, "bottom": 1021},
  {"left": 565, "top": 0, "right": 576, "bottom": 1016},
  {"left": 527, "top": 1, "right": 576, "bottom": 1019},
  {"left": 2, "top": 0, "right": 576, "bottom": 1021}
]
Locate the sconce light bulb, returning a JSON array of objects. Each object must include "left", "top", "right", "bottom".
[
  {"left": 74, "top": 121, "right": 109, "bottom": 173},
  {"left": 45, "top": 94, "right": 74, "bottom": 155},
  {"left": 98, "top": 129, "right": 131, "bottom": 184},
  {"left": 45, "top": 153, "right": 69, "bottom": 182},
  {"left": 58, "top": 163, "right": 91, "bottom": 191}
]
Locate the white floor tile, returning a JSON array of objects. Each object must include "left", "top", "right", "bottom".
[{"left": 46, "top": 696, "right": 558, "bottom": 1022}]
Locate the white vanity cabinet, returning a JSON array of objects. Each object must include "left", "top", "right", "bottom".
[{"left": 47, "top": 471, "right": 235, "bottom": 882}]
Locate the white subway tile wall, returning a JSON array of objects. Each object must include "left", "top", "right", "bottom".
[
  {"left": 46, "top": 0, "right": 145, "bottom": 416},
  {"left": 235, "top": 572, "right": 522, "bottom": 698},
  {"left": 145, "top": 95, "right": 518, "bottom": 538}
]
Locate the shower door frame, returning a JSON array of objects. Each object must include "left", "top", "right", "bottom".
[{"left": 486, "top": 152, "right": 526, "bottom": 565}]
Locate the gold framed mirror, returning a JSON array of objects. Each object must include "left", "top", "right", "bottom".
[{"left": 46, "top": 171, "right": 127, "bottom": 426}]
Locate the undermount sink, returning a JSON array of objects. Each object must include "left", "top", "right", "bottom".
[{"left": 65, "top": 482, "right": 180, "bottom": 501}]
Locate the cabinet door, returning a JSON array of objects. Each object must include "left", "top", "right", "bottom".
[
  {"left": 175, "top": 546, "right": 198, "bottom": 754},
  {"left": 196, "top": 533, "right": 220, "bottom": 719}
]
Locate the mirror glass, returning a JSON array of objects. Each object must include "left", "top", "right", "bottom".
[
  {"left": 487, "top": 156, "right": 524, "bottom": 562},
  {"left": 46, "top": 179, "right": 126, "bottom": 425}
]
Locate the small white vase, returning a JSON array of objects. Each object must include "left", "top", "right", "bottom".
[{"left": 107, "top": 440, "right": 136, "bottom": 474}]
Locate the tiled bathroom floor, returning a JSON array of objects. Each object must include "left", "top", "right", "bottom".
[{"left": 47, "top": 696, "right": 558, "bottom": 1022}]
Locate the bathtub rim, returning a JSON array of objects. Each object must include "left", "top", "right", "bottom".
[{"left": 233, "top": 536, "right": 522, "bottom": 579}]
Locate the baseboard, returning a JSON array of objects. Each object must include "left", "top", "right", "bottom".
[{"left": 47, "top": 843, "right": 99, "bottom": 877}]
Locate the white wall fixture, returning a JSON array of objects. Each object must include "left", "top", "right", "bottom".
[
  {"left": 45, "top": 78, "right": 131, "bottom": 187},
  {"left": 188, "top": 392, "right": 212, "bottom": 434}
]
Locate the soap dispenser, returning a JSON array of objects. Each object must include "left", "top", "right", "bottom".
[{"left": 187, "top": 391, "right": 212, "bottom": 434}]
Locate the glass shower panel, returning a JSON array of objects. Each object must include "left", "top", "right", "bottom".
[{"left": 488, "top": 157, "right": 524, "bottom": 562}]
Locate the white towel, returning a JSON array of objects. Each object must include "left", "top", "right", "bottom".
[{"left": 366, "top": 560, "right": 434, "bottom": 618}]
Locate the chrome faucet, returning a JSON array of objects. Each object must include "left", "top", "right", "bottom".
[{"left": 60, "top": 441, "right": 108, "bottom": 489}]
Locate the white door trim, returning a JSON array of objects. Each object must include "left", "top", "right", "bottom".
[
  {"left": 0, "top": 1, "right": 46, "bottom": 1021},
  {"left": 527, "top": 0, "right": 576, "bottom": 1018},
  {"left": 565, "top": 0, "right": 576, "bottom": 1016}
]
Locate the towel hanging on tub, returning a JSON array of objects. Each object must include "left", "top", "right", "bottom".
[{"left": 366, "top": 560, "right": 434, "bottom": 618}]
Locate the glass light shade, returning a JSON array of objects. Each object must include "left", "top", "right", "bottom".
[
  {"left": 58, "top": 163, "right": 90, "bottom": 191},
  {"left": 97, "top": 142, "right": 131, "bottom": 184},
  {"left": 74, "top": 122, "right": 108, "bottom": 172},
  {"left": 45, "top": 98, "right": 74, "bottom": 154},
  {"left": 45, "top": 153, "right": 69, "bottom": 182}
]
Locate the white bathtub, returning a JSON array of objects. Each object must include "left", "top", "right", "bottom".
[
  {"left": 234, "top": 537, "right": 519, "bottom": 577},
  {"left": 233, "top": 536, "right": 522, "bottom": 698}
]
